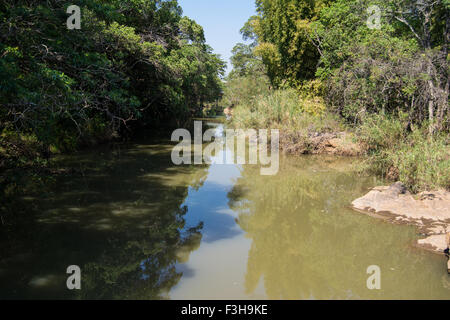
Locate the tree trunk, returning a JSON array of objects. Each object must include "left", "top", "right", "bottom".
[{"left": 427, "top": 63, "right": 436, "bottom": 135}]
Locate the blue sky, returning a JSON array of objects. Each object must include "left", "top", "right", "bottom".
[{"left": 178, "top": 0, "right": 256, "bottom": 73}]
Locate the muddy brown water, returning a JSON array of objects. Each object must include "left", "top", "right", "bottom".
[{"left": 1, "top": 121, "right": 449, "bottom": 299}]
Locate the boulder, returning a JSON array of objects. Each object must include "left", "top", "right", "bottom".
[
  {"left": 352, "top": 183, "right": 450, "bottom": 222},
  {"left": 351, "top": 183, "right": 450, "bottom": 254}
]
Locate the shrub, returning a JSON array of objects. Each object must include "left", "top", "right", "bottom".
[
  {"left": 358, "top": 115, "right": 450, "bottom": 192},
  {"left": 389, "top": 131, "right": 449, "bottom": 192},
  {"left": 357, "top": 114, "right": 407, "bottom": 152},
  {"left": 232, "top": 89, "right": 340, "bottom": 130}
]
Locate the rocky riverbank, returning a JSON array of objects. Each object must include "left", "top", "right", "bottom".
[
  {"left": 280, "top": 131, "right": 362, "bottom": 156},
  {"left": 351, "top": 182, "right": 450, "bottom": 255}
]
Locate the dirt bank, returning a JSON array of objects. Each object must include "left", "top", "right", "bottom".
[
  {"left": 351, "top": 182, "right": 450, "bottom": 254},
  {"left": 280, "top": 131, "right": 363, "bottom": 156}
]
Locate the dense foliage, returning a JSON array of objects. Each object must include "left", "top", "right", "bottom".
[
  {"left": 0, "top": 0, "right": 225, "bottom": 154},
  {"left": 241, "top": 0, "right": 449, "bottom": 131},
  {"left": 224, "top": 0, "right": 449, "bottom": 191},
  {"left": 314, "top": 0, "right": 449, "bottom": 132}
]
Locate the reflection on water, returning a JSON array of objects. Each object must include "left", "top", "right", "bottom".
[
  {"left": 171, "top": 123, "right": 450, "bottom": 300},
  {"left": 1, "top": 122, "right": 449, "bottom": 299},
  {"left": 227, "top": 156, "right": 450, "bottom": 300},
  {"left": 0, "top": 138, "right": 207, "bottom": 299}
]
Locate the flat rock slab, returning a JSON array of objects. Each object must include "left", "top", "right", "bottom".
[
  {"left": 351, "top": 182, "right": 450, "bottom": 253},
  {"left": 418, "top": 235, "right": 448, "bottom": 252}
]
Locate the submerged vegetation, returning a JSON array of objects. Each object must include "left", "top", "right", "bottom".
[{"left": 224, "top": 0, "right": 449, "bottom": 192}]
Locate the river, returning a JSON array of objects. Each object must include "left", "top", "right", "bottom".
[{"left": 0, "top": 120, "right": 449, "bottom": 299}]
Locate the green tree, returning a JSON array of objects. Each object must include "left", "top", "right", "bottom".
[
  {"left": 0, "top": 0, "right": 225, "bottom": 154},
  {"left": 251, "top": 0, "right": 332, "bottom": 87}
]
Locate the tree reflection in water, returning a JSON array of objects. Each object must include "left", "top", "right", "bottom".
[
  {"left": 0, "top": 139, "right": 208, "bottom": 299},
  {"left": 228, "top": 156, "right": 450, "bottom": 300}
]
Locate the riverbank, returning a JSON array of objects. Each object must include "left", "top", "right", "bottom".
[
  {"left": 4, "top": 131, "right": 450, "bottom": 299},
  {"left": 227, "top": 89, "right": 449, "bottom": 193},
  {"left": 228, "top": 100, "right": 450, "bottom": 259},
  {"left": 352, "top": 182, "right": 450, "bottom": 255},
  {"left": 279, "top": 130, "right": 362, "bottom": 156}
]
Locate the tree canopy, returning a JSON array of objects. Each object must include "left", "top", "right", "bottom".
[
  {"left": 228, "top": 0, "right": 448, "bottom": 131},
  {"left": 0, "top": 0, "right": 225, "bottom": 151}
]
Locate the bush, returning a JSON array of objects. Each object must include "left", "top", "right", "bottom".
[
  {"left": 391, "top": 132, "right": 449, "bottom": 192},
  {"left": 221, "top": 74, "right": 270, "bottom": 109},
  {"left": 232, "top": 88, "right": 339, "bottom": 131},
  {"left": 357, "top": 114, "right": 407, "bottom": 152},
  {"left": 358, "top": 115, "right": 450, "bottom": 192}
]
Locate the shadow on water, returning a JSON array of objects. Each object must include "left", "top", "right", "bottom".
[
  {"left": 2, "top": 121, "right": 449, "bottom": 300},
  {"left": 0, "top": 137, "right": 209, "bottom": 299}
]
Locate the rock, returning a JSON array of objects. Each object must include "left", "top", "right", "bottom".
[
  {"left": 388, "top": 182, "right": 407, "bottom": 195},
  {"left": 328, "top": 138, "right": 341, "bottom": 148},
  {"left": 280, "top": 131, "right": 362, "bottom": 156},
  {"left": 352, "top": 187, "right": 450, "bottom": 222},
  {"left": 420, "top": 193, "right": 436, "bottom": 201},
  {"left": 418, "top": 234, "right": 448, "bottom": 252},
  {"left": 352, "top": 185, "right": 450, "bottom": 254}
]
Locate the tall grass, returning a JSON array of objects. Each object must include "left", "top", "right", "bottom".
[
  {"left": 358, "top": 114, "right": 450, "bottom": 192},
  {"left": 230, "top": 88, "right": 449, "bottom": 192},
  {"left": 231, "top": 89, "right": 341, "bottom": 133}
]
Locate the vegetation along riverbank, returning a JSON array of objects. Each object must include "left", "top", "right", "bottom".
[
  {"left": 221, "top": 0, "right": 449, "bottom": 259},
  {"left": 223, "top": 0, "right": 449, "bottom": 194},
  {"left": 2, "top": 1, "right": 448, "bottom": 239},
  {"left": 0, "top": 0, "right": 225, "bottom": 219},
  {"left": 0, "top": 0, "right": 449, "bottom": 299}
]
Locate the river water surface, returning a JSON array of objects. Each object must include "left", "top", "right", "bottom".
[{"left": 1, "top": 121, "right": 449, "bottom": 299}]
